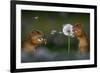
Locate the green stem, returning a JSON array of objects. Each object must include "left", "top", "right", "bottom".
[{"left": 68, "top": 35, "right": 70, "bottom": 55}]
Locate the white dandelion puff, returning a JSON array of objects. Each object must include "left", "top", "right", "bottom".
[{"left": 62, "top": 24, "right": 74, "bottom": 37}]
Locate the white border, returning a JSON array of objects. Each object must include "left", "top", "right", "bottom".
[{"left": 16, "top": 4, "right": 94, "bottom": 69}]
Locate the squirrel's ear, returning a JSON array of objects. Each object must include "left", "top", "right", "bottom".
[
  {"left": 75, "top": 23, "right": 82, "bottom": 27},
  {"left": 31, "top": 30, "right": 44, "bottom": 35},
  {"left": 35, "top": 30, "right": 43, "bottom": 35},
  {"left": 31, "top": 31, "right": 37, "bottom": 35}
]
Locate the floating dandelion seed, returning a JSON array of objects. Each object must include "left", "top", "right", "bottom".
[
  {"left": 34, "top": 16, "right": 39, "bottom": 20},
  {"left": 50, "top": 30, "right": 56, "bottom": 34},
  {"left": 59, "top": 31, "right": 63, "bottom": 34},
  {"left": 62, "top": 24, "right": 74, "bottom": 55}
]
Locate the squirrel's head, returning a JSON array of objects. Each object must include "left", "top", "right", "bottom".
[
  {"left": 28, "top": 30, "right": 47, "bottom": 45},
  {"left": 73, "top": 23, "right": 84, "bottom": 37}
]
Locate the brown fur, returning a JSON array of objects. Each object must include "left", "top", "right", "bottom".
[
  {"left": 73, "top": 23, "right": 90, "bottom": 54},
  {"left": 21, "top": 30, "right": 47, "bottom": 53}
]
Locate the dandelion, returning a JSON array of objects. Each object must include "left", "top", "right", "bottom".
[{"left": 62, "top": 24, "right": 74, "bottom": 55}]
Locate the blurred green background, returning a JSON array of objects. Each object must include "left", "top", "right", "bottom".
[{"left": 21, "top": 10, "right": 90, "bottom": 62}]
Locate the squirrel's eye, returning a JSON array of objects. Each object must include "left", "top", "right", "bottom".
[
  {"left": 40, "top": 38, "right": 43, "bottom": 41},
  {"left": 38, "top": 38, "right": 43, "bottom": 41}
]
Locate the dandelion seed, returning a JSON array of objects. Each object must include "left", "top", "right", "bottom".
[
  {"left": 50, "top": 30, "right": 56, "bottom": 34},
  {"left": 59, "top": 31, "right": 63, "bottom": 34},
  {"left": 34, "top": 16, "right": 39, "bottom": 20}
]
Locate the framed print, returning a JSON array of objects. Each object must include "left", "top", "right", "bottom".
[{"left": 10, "top": 1, "right": 97, "bottom": 72}]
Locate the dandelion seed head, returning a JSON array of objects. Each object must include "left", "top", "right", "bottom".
[{"left": 62, "top": 24, "right": 74, "bottom": 37}]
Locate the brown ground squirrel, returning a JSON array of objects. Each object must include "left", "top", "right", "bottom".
[
  {"left": 73, "top": 23, "right": 90, "bottom": 54},
  {"left": 21, "top": 30, "right": 47, "bottom": 53}
]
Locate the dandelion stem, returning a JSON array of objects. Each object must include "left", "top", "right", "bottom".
[{"left": 68, "top": 35, "right": 70, "bottom": 55}]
